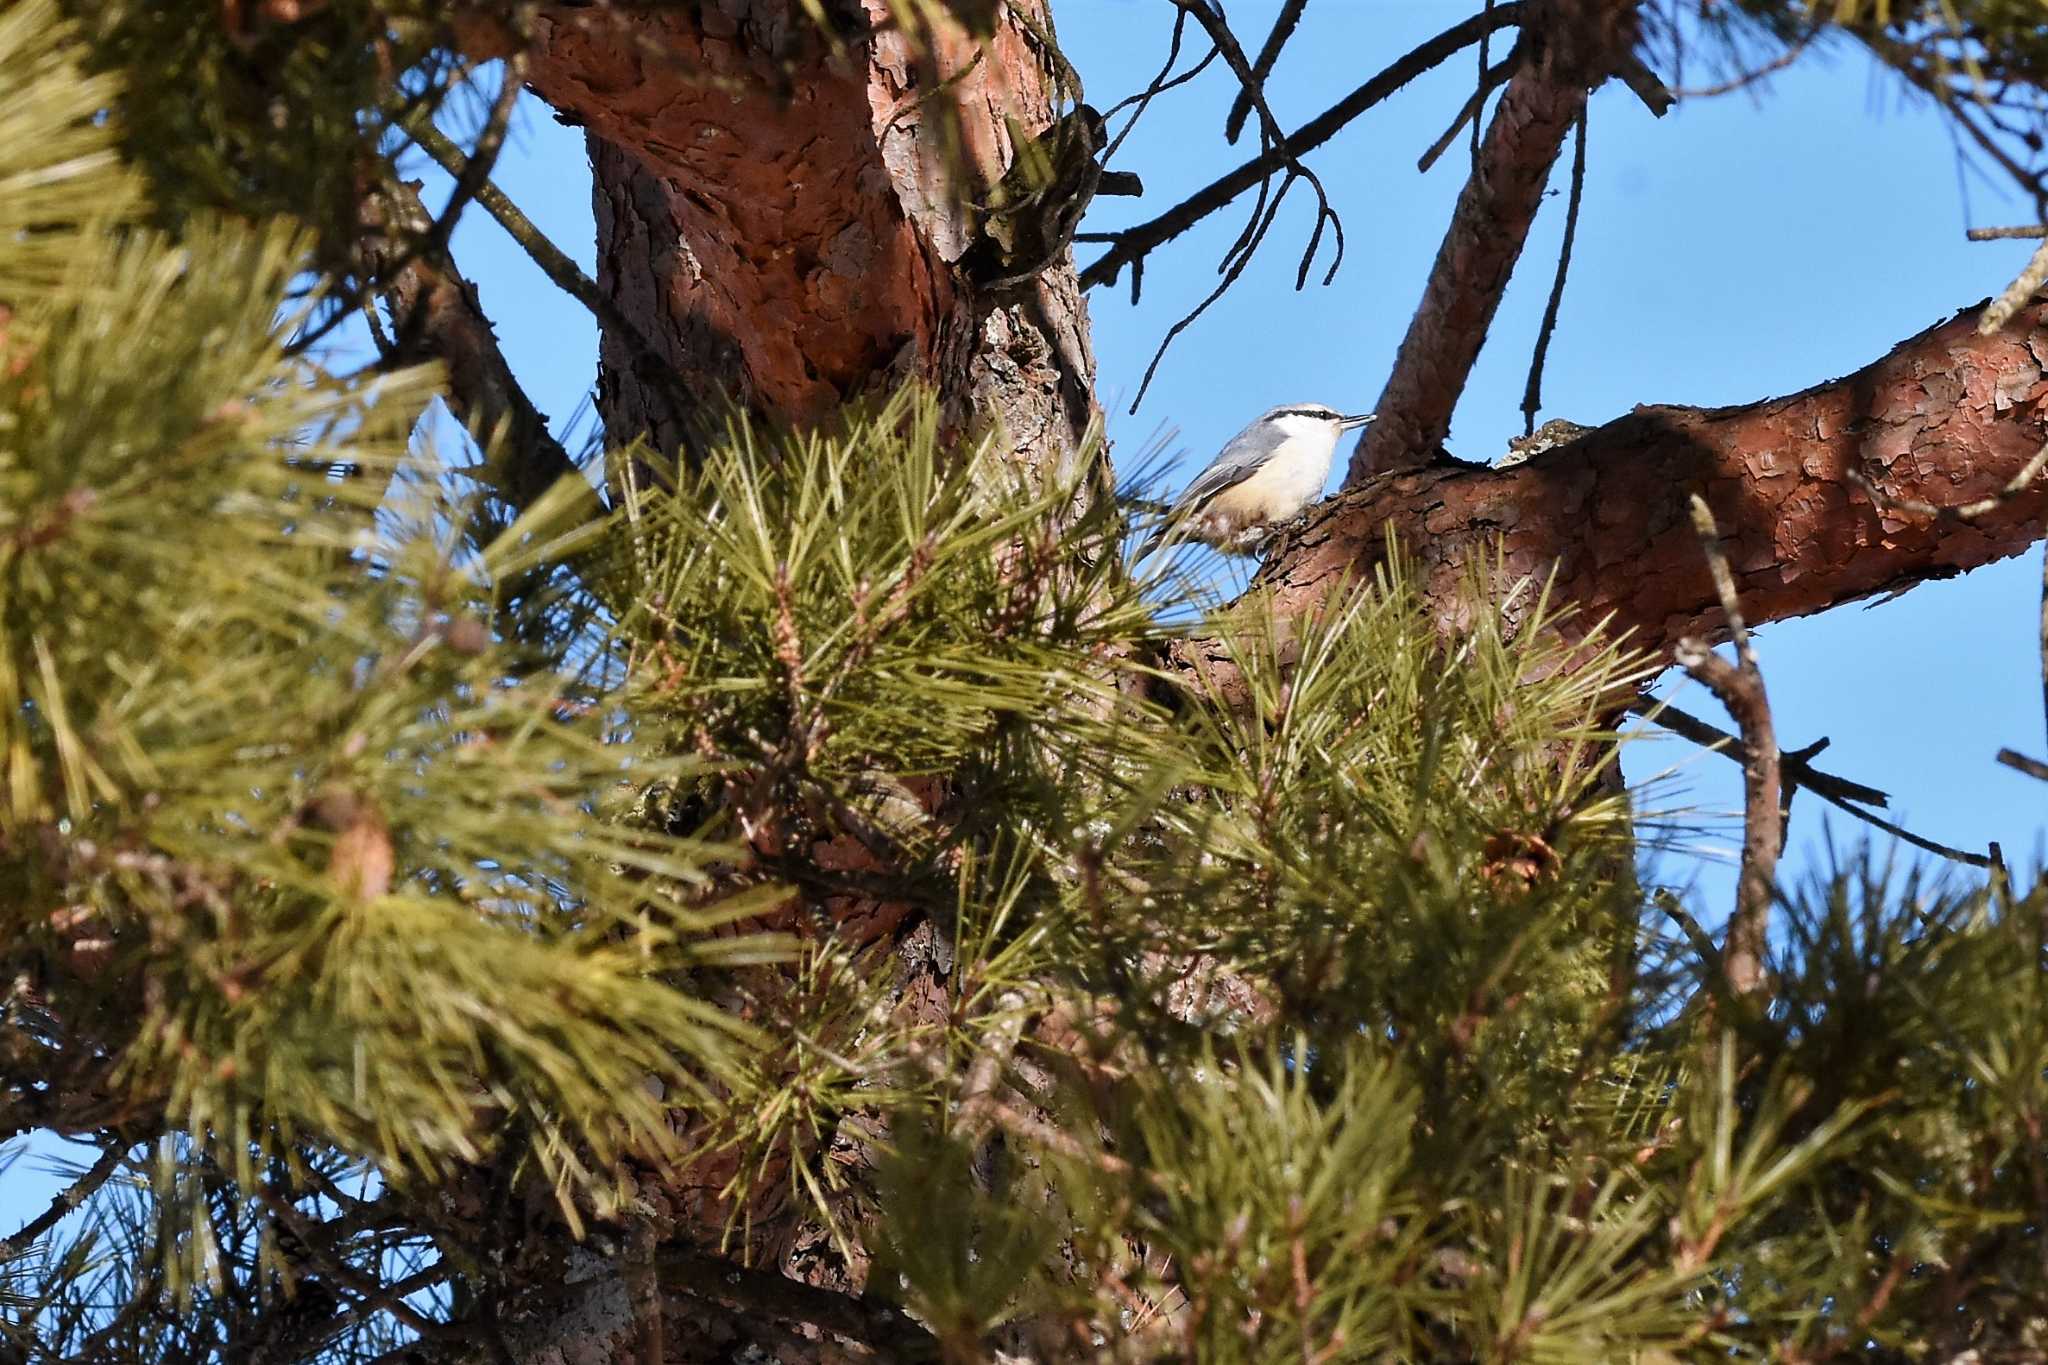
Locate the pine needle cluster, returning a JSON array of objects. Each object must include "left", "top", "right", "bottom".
[{"left": 3, "top": 3, "right": 2047, "bottom": 1363}]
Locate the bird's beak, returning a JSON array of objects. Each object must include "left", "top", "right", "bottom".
[{"left": 1339, "top": 413, "right": 1375, "bottom": 430}]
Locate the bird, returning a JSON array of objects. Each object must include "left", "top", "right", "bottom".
[{"left": 1137, "top": 404, "right": 1375, "bottom": 558}]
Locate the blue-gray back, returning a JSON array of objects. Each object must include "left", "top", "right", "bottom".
[{"left": 1177, "top": 412, "right": 1291, "bottom": 510}]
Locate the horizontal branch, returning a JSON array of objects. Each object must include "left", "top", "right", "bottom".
[
  {"left": 1634, "top": 699, "right": 1887, "bottom": 809},
  {"left": 656, "top": 1247, "right": 939, "bottom": 1359},
  {"left": 1175, "top": 297, "right": 2048, "bottom": 699}
]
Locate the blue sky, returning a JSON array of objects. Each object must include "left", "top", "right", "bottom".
[{"left": 7, "top": 0, "right": 2045, "bottom": 1298}]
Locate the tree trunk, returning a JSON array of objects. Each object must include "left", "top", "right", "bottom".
[
  {"left": 512, "top": 2, "right": 1097, "bottom": 483},
  {"left": 452, "top": 4, "right": 1102, "bottom": 1359},
  {"left": 448, "top": 4, "right": 2048, "bottom": 1360}
]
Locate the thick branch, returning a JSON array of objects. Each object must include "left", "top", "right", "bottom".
[
  {"left": 1350, "top": 0, "right": 1644, "bottom": 482},
  {"left": 1178, "top": 298, "right": 2048, "bottom": 699},
  {"left": 657, "top": 1247, "right": 940, "bottom": 1360}
]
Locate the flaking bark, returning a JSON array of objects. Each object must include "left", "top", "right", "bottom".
[
  {"left": 1179, "top": 298, "right": 2048, "bottom": 701},
  {"left": 513, "top": 1, "right": 1098, "bottom": 484}
]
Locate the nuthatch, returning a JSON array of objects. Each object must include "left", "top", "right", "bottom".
[{"left": 1139, "top": 404, "right": 1375, "bottom": 557}]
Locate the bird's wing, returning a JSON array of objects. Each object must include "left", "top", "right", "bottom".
[{"left": 1175, "top": 421, "right": 1285, "bottom": 510}]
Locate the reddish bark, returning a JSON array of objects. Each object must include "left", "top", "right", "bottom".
[
  {"left": 509, "top": 1, "right": 1097, "bottom": 479},
  {"left": 1180, "top": 299, "right": 2048, "bottom": 696},
  {"left": 1351, "top": 0, "right": 1645, "bottom": 482}
]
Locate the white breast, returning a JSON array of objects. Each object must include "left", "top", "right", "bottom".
[{"left": 1199, "top": 434, "right": 1334, "bottom": 537}]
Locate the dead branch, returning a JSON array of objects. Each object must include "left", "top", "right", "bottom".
[
  {"left": 0, "top": 1141, "right": 123, "bottom": 1256},
  {"left": 1223, "top": 0, "right": 1309, "bottom": 145},
  {"left": 1418, "top": 52, "right": 1519, "bottom": 175},
  {"left": 1635, "top": 699, "right": 1992, "bottom": 869},
  {"left": 1674, "top": 496, "right": 1778, "bottom": 995},
  {"left": 1521, "top": 107, "right": 1587, "bottom": 434},
  {"left": 1998, "top": 748, "right": 2048, "bottom": 781}
]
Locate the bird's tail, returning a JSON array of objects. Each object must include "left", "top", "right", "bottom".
[
  {"left": 1125, "top": 496, "right": 1185, "bottom": 562},
  {"left": 1134, "top": 511, "right": 1196, "bottom": 562}
]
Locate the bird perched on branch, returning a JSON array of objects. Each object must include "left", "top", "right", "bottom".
[{"left": 1137, "top": 403, "right": 1374, "bottom": 558}]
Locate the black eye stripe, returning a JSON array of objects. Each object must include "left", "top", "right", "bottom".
[{"left": 1272, "top": 407, "right": 1337, "bottom": 421}]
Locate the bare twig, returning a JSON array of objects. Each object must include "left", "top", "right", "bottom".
[
  {"left": 405, "top": 115, "right": 644, "bottom": 371},
  {"left": 425, "top": 54, "right": 525, "bottom": 260},
  {"left": 1224, "top": 0, "right": 1308, "bottom": 144},
  {"left": 1078, "top": 5, "right": 1525, "bottom": 291},
  {"left": 360, "top": 180, "right": 597, "bottom": 520},
  {"left": 1675, "top": 495, "right": 1779, "bottom": 995},
  {"left": 1521, "top": 107, "right": 1587, "bottom": 435},
  {"left": 1965, "top": 224, "right": 2047, "bottom": 241},
  {"left": 1998, "top": 748, "right": 2048, "bottom": 781},
  {"left": 311, "top": 1264, "right": 456, "bottom": 1355},
  {"left": 1127, "top": 174, "right": 1305, "bottom": 411},
  {"left": 1632, "top": 701, "right": 1885, "bottom": 807},
  {"left": 1633, "top": 698, "right": 1993, "bottom": 868},
  {"left": 0, "top": 1142, "right": 123, "bottom": 1256},
  {"left": 263, "top": 1191, "right": 446, "bottom": 1340},
  {"left": 1690, "top": 495, "right": 1755, "bottom": 668},
  {"left": 1863, "top": 29, "right": 2048, "bottom": 219},
  {"left": 1166, "top": 0, "right": 1346, "bottom": 281},
  {"left": 1473, "top": 0, "right": 1495, "bottom": 169},
  {"left": 1672, "top": 40, "right": 1810, "bottom": 99},
  {"left": 1803, "top": 797, "right": 1993, "bottom": 871},
  {"left": 1419, "top": 53, "right": 1518, "bottom": 174},
  {"left": 1102, "top": 8, "right": 1217, "bottom": 162},
  {"left": 282, "top": 59, "right": 503, "bottom": 360},
  {"left": 1980, "top": 238, "right": 2048, "bottom": 335}
]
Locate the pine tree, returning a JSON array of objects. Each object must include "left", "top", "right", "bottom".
[{"left": 4, "top": 2, "right": 2048, "bottom": 1362}]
